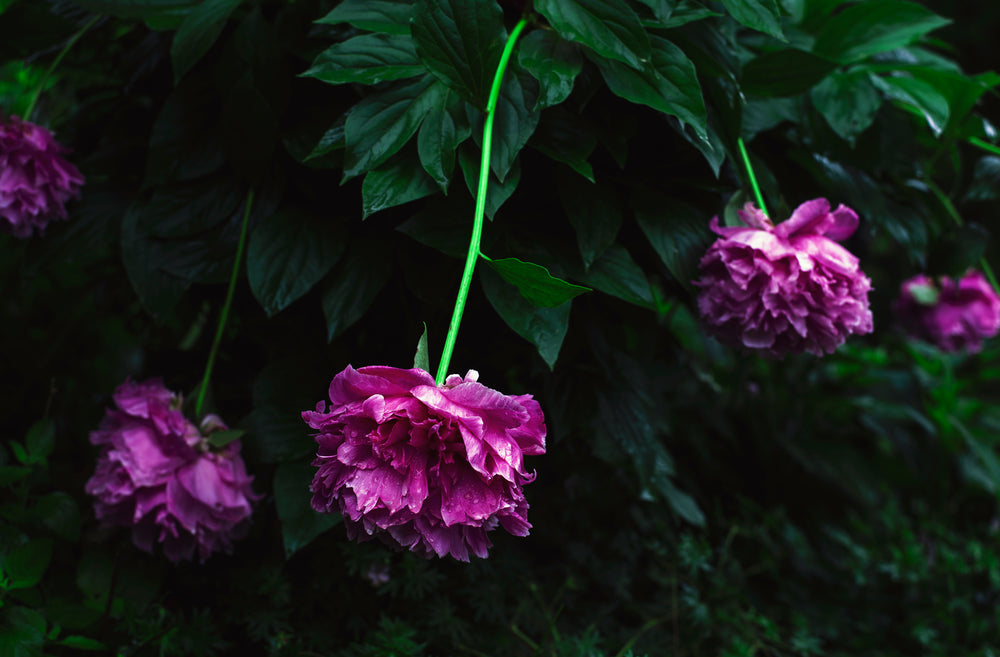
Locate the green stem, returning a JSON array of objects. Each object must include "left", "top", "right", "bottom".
[
  {"left": 737, "top": 137, "right": 768, "bottom": 217},
  {"left": 968, "top": 136, "right": 1000, "bottom": 158},
  {"left": 24, "top": 15, "right": 100, "bottom": 121},
  {"left": 434, "top": 17, "right": 529, "bottom": 386},
  {"left": 194, "top": 188, "right": 255, "bottom": 418}
]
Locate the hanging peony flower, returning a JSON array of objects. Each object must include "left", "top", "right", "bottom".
[
  {"left": 694, "top": 198, "right": 873, "bottom": 357},
  {"left": 86, "top": 379, "right": 259, "bottom": 563},
  {"left": 894, "top": 270, "right": 1000, "bottom": 353},
  {"left": 303, "top": 366, "right": 546, "bottom": 562},
  {"left": 0, "top": 115, "right": 84, "bottom": 238}
]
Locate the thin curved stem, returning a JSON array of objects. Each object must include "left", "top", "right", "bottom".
[
  {"left": 24, "top": 15, "right": 100, "bottom": 121},
  {"left": 434, "top": 17, "right": 529, "bottom": 386},
  {"left": 194, "top": 188, "right": 255, "bottom": 418},
  {"left": 737, "top": 137, "right": 768, "bottom": 217},
  {"left": 968, "top": 136, "right": 1000, "bottom": 158}
]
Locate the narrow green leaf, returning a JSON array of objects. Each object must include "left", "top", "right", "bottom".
[
  {"left": 321, "top": 241, "right": 394, "bottom": 341},
  {"left": 517, "top": 29, "right": 584, "bottom": 110},
  {"left": 742, "top": 49, "right": 835, "bottom": 97},
  {"left": 557, "top": 169, "right": 622, "bottom": 269},
  {"left": 484, "top": 255, "right": 591, "bottom": 307},
  {"left": 810, "top": 70, "right": 882, "bottom": 144},
  {"left": 411, "top": 0, "right": 505, "bottom": 107},
  {"left": 813, "top": 0, "right": 950, "bottom": 64},
  {"left": 171, "top": 0, "right": 243, "bottom": 82},
  {"left": 534, "top": 0, "right": 651, "bottom": 70},
  {"left": 720, "top": 0, "right": 785, "bottom": 41},
  {"left": 481, "top": 268, "right": 572, "bottom": 369},
  {"left": 871, "top": 74, "right": 950, "bottom": 136},
  {"left": 343, "top": 76, "right": 448, "bottom": 180},
  {"left": 247, "top": 208, "right": 347, "bottom": 317},
  {"left": 275, "top": 461, "right": 341, "bottom": 557},
  {"left": 315, "top": 0, "right": 413, "bottom": 35},
  {"left": 362, "top": 154, "right": 439, "bottom": 219},
  {"left": 302, "top": 33, "right": 425, "bottom": 86},
  {"left": 206, "top": 429, "right": 246, "bottom": 448},
  {"left": 413, "top": 323, "right": 430, "bottom": 372},
  {"left": 25, "top": 418, "right": 55, "bottom": 463}
]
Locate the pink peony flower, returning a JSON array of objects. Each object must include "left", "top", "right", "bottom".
[
  {"left": 0, "top": 116, "right": 84, "bottom": 238},
  {"left": 694, "top": 198, "right": 873, "bottom": 357},
  {"left": 894, "top": 270, "right": 1000, "bottom": 353},
  {"left": 303, "top": 366, "right": 546, "bottom": 562},
  {"left": 86, "top": 379, "right": 259, "bottom": 563}
]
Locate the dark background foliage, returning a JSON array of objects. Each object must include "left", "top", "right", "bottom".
[{"left": 3, "top": 0, "right": 1000, "bottom": 655}]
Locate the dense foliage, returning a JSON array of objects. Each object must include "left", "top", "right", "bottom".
[{"left": 3, "top": 0, "right": 1000, "bottom": 655}]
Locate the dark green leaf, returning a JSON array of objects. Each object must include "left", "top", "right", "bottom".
[
  {"left": 413, "top": 323, "right": 430, "bottom": 372},
  {"left": 57, "top": 636, "right": 106, "bottom": 651},
  {"left": 34, "top": 492, "right": 81, "bottom": 542},
  {"left": 459, "top": 145, "right": 520, "bottom": 219},
  {"left": 315, "top": 0, "right": 413, "bottom": 35},
  {"left": 557, "top": 169, "right": 622, "bottom": 269},
  {"left": 67, "top": 0, "right": 197, "bottom": 28},
  {"left": 171, "top": 0, "right": 243, "bottom": 82},
  {"left": 321, "top": 240, "right": 394, "bottom": 341},
  {"left": 517, "top": 29, "right": 584, "bottom": 110},
  {"left": 578, "top": 244, "right": 654, "bottom": 308},
  {"left": 812, "top": 1, "right": 950, "bottom": 64},
  {"left": 24, "top": 418, "right": 54, "bottom": 463},
  {"left": 243, "top": 406, "right": 314, "bottom": 464},
  {"left": 362, "top": 154, "right": 439, "bottom": 219},
  {"left": 247, "top": 207, "right": 348, "bottom": 316},
  {"left": 275, "top": 461, "right": 341, "bottom": 557},
  {"left": 306, "top": 118, "right": 346, "bottom": 163},
  {"left": 965, "top": 156, "right": 1000, "bottom": 202},
  {"left": 481, "top": 268, "right": 572, "bottom": 369},
  {"left": 0, "top": 466, "right": 30, "bottom": 486},
  {"left": 633, "top": 194, "right": 712, "bottom": 286},
  {"left": 4, "top": 538, "right": 53, "bottom": 590},
  {"left": 484, "top": 256, "right": 591, "bottom": 307},
  {"left": 661, "top": 2, "right": 721, "bottom": 28},
  {"left": 810, "top": 70, "right": 882, "bottom": 144},
  {"left": 487, "top": 72, "right": 539, "bottom": 181},
  {"left": 144, "top": 78, "right": 225, "bottom": 187},
  {"left": 397, "top": 201, "right": 470, "bottom": 258},
  {"left": 720, "top": 0, "right": 785, "bottom": 40},
  {"left": 418, "top": 94, "right": 469, "bottom": 191},
  {"left": 534, "top": 0, "right": 651, "bottom": 70},
  {"left": 0, "top": 606, "right": 45, "bottom": 656},
  {"left": 410, "top": 0, "right": 505, "bottom": 108},
  {"left": 594, "top": 36, "right": 708, "bottom": 140},
  {"left": 926, "top": 223, "right": 989, "bottom": 276},
  {"left": 742, "top": 49, "right": 835, "bottom": 97},
  {"left": 221, "top": 71, "right": 279, "bottom": 183},
  {"left": 870, "top": 74, "right": 949, "bottom": 136},
  {"left": 343, "top": 76, "right": 448, "bottom": 180},
  {"left": 530, "top": 108, "right": 597, "bottom": 182},
  {"left": 206, "top": 429, "right": 246, "bottom": 448},
  {"left": 302, "top": 33, "right": 425, "bottom": 86},
  {"left": 121, "top": 201, "right": 191, "bottom": 318}
]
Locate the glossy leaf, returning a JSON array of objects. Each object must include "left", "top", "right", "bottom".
[
  {"left": 302, "top": 33, "right": 425, "bottom": 86},
  {"left": 811, "top": 70, "right": 882, "bottom": 144},
  {"left": 362, "top": 154, "right": 439, "bottom": 219},
  {"left": 410, "top": 0, "right": 505, "bottom": 108},
  {"left": 720, "top": 0, "right": 785, "bottom": 40},
  {"left": 813, "top": 1, "right": 950, "bottom": 64},
  {"left": 314, "top": 0, "right": 412, "bottom": 35},
  {"left": 171, "top": 0, "right": 243, "bottom": 81},
  {"left": 343, "top": 76, "right": 448, "bottom": 180},
  {"left": 247, "top": 208, "right": 347, "bottom": 316},
  {"left": 487, "top": 72, "right": 539, "bottom": 181},
  {"left": 418, "top": 93, "right": 469, "bottom": 190},
  {"left": 484, "top": 255, "right": 591, "bottom": 307},
  {"left": 871, "top": 74, "right": 950, "bottom": 136},
  {"left": 481, "top": 268, "right": 572, "bottom": 369},
  {"left": 534, "top": 0, "right": 651, "bottom": 71},
  {"left": 517, "top": 29, "right": 584, "bottom": 110},
  {"left": 275, "top": 461, "right": 342, "bottom": 557},
  {"left": 413, "top": 323, "right": 430, "bottom": 372},
  {"left": 321, "top": 241, "right": 394, "bottom": 341}
]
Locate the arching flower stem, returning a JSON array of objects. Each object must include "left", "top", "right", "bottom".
[
  {"left": 435, "top": 16, "right": 530, "bottom": 386},
  {"left": 24, "top": 15, "right": 101, "bottom": 121},
  {"left": 737, "top": 137, "right": 769, "bottom": 218},
  {"left": 195, "top": 188, "right": 255, "bottom": 418}
]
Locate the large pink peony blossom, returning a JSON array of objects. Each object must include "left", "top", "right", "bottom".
[
  {"left": 894, "top": 270, "right": 1000, "bottom": 353},
  {"left": 0, "top": 116, "right": 84, "bottom": 238},
  {"left": 694, "top": 198, "right": 873, "bottom": 357},
  {"left": 86, "top": 379, "right": 259, "bottom": 563},
  {"left": 303, "top": 366, "right": 546, "bottom": 562}
]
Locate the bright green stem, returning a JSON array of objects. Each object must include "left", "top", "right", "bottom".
[
  {"left": 24, "top": 15, "right": 100, "bottom": 121},
  {"left": 434, "top": 17, "right": 529, "bottom": 386},
  {"left": 737, "top": 137, "right": 768, "bottom": 217},
  {"left": 194, "top": 188, "right": 255, "bottom": 418},
  {"left": 968, "top": 136, "right": 1000, "bottom": 158}
]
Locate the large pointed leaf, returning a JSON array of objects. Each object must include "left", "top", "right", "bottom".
[
  {"left": 484, "top": 255, "right": 591, "bottom": 307},
  {"left": 720, "top": 0, "right": 785, "bottom": 41},
  {"left": 633, "top": 193, "right": 712, "bottom": 286},
  {"left": 459, "top": 145, "right": 520, "bottom": 219},
  {"left": 557, "top": 169, "right": 622, "bottom": 269},
  {"left": 410, "top": 0, "right": 505, "bottom": 108},
  {"left": 418, "top": 92, "right": 470, "bottom": 190},
  {"left": 517, "top": 29, "right": 584, "bottom": 110},
  {"left": 247, "top": 208, "right": 347, "bottom": 316},
  {"left": 302, "top": 33, "right": 425, "bottom": 86},
  {"left": 171, "top": 0, "right": 243, "bottom": 81},
  {"left": 871, "top": 74, "right": 950, "bottom": 136},
  {"left": 314, "top": 0, "right": 413, "bottom": 35},
  {"left": 362, "top": 153, "right": 438, "bottom": 219},
  {"left": 275, "top": 461, "right": 342, "bottom": 557},
  {"left": 810, "top": 70, "right": 882, "bottom": 144},
  {"left": 812, "top": 1, "right": 950, "bottom": 64},
  {"left": 321, "top": 240, "right": 394, "bottom": 341},
  {"left": 481, "top": 268, "right": 572, "bottom": 369},
  {"left": 488, "top": 72, "right": 539, "bottom": 181},
  {"left": 534, "top": 0, "right": 651, "bottom": 71}
]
